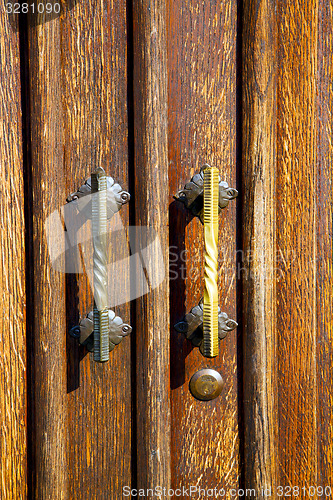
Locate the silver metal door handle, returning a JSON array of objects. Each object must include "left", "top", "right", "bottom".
[{"left": 68, "top": 167, "right": 132, "bottom": 362}]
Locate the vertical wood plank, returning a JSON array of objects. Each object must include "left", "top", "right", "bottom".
[
  {"left": 167, "top": 0, "right": 239, "bottom": 491},
  {"left": 241, "top": 0, "right": 277, "bottom": 494},
  {"left": 61, "top": 0, "right": 132, "bottom": 496},
  {"left": 27, "top": 0, "right": 131, "bottom": 496},
  {"left": 27, "top": 18, "right": 68, "bottom": 499},
  {"left": 316, "top": 0, "right": 333, "bottom": 488},
  {"left": 132, "top": 0, "right": 171, "bottom": 490},
  {"left": 0, "top": 13, "right": 27, "bottom": 500},
  {"left": 276, "top": 0, "right": 318, "bottom": 488}
]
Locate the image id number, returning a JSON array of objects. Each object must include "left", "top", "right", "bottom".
[
  {"left": 277, "top": 486, "right": 332, "bottom": 497},
  {"left": 5, "top": 2, "right": 60, "bottom": 13}
]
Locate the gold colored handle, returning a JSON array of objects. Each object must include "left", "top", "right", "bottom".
[{"left": 203, "top": 166, "right": 219, "bottom": 358}]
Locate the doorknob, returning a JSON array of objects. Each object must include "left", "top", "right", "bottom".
[
  {"left": 68, "top": 167, "right": 132, "bottom": 362},
  {"left": 174, "top": 165, "right": 238, "bottom": 358}
]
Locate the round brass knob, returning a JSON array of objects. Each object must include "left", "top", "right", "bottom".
[{"left": 189, "top": 369, "right": 223, "bottom": 401}]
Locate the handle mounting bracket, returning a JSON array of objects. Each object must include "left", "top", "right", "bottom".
[
  {"left": 70, "top": 310, "right": 132, "bottom": 353},
  {"left": 174, "top": 299, "right": 237, "bottom": 357},
  {"left": 174, "top": 164, "right": 238, "bottom": 222}
]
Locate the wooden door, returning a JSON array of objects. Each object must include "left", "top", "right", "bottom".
[{"left": 1, "top": 0, "right": 332, "bottom": 499}]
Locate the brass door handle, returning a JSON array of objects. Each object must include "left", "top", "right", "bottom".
[
  {"left": 202, "top": 166, "right": 219, "bottom": 357},
  {"left": 174, "top": 165, "right": 238, "bottom": 359}
]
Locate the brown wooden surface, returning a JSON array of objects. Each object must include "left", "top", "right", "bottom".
[
  {"left": 317, "top": 0, "right": 333, "bottom": 487},
  {"left": 167, "top": 0, "right": 239, "bottom": 491},
  {"left": 242, "top": 1, "right": 333, "bottom": 495},
  {"left": 133, "top": 0, "right": 171, "bottom": 491},
  {"left": 27, "top": 0, "right": 132, "bottom": 497},
  {"left": 276, "top": 0, "right": 319, "bottom": 490},
  {"left": 27, "top": 17, "right": 68, "bottom": 499},
  {"left": 61, "top": 0, "right": 132, "bottom": 497},
  {"left": 241, "top": 0, "right": 277, "bottom": 494},
  {"left": 2, "top": 1, "right": 333, "bottom": 497},
  {"left": 0, "top": 12, "right": 26, "bottom": 500}
]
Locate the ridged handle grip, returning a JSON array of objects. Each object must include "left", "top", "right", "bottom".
[{"left": 203, "top": 166, "right": 219, "bottom": 358}]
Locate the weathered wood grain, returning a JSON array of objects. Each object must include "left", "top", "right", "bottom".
[
  {"left": 27, "top": 17, "right": 68, "bottom": 499},
  {"left": 167, "top": 0, "right": 239, "bottom": 491},
  {"left": 18, "top": 0, "right": 333, "bottom": 495},
  {"left": 61, "top": 0, "right": 132, "bottom": 497},
  {"left": 316, "top": 0, "right": 333, "bottom": 486},
  {"left": 132, "top": 0, "right": 171, "bottom": 491},
  {"left": 276, "top": 0, "right": 318, "bottom": 489},
  {"left": 0, "top": 13, "right": 26, "bottom": 500},
  {"left": 27, "top": 0, "right": 132, "bottom": 497},
  {"left": 241, "top": 0, "right": 277, "bottom": 495}
]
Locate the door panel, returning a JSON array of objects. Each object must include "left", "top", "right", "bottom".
[
  {"left": 60, "top": 1, "right": 132, "bottom": 496},
  {"left": 132, "top": 0, "right": 171, "bottom": 490},
  {"left": 241, "top": 0, "right": 277, "bottom": 491},
  {"left": 167, "top": 0, "right": 239, "bottom": 490},
  {"left": 276, "top": 0, "right": 318, "bottom": 487},
  {"left": 317, "top": 0, "right": 333, "bottom": 486},
  {"left": 0, "top": 12, "right": 26, "bottom": 500},
  {"left": 1, "top": 0, "right": 333, "bottom": 498},
  {"left": 242, "top": 0, "right": 333, "bottom": 494},
  {"left": 26, "top": 1, "right": 131, "bottom": 496},
  {"left": 28, "top": 17, "right": 68, "bottom": 498}
]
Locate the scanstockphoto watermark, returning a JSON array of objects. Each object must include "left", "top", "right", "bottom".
[
  {"left": 122, "top": 486, "right": 257, "bottom": 498},
  {"left": 123, "top": 485, "right": 333, "bottom": 498},
  {"left": 45, "top": 188, "right": 310, "bottom": 308},
  {"left": 170, "top": 246, "right": 305, "bottom": 282},
  {"left": 45, "top": 189, "right": 166, "bottom": 308}
]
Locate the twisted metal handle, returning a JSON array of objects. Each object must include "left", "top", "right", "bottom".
[
  {"left": 203, "top": 166, "right": 219, "bottom": 358},
  {"left": 91, "top": 167, "right": 109, "bottom": 362}
]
